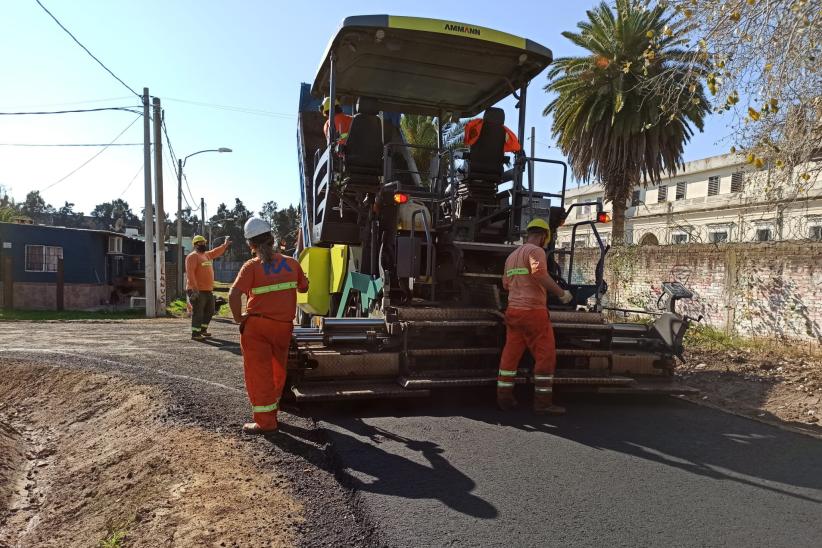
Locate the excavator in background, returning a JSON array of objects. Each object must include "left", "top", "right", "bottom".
[{"left": 287, "top": 15, "right": 698, "bottom": 402}]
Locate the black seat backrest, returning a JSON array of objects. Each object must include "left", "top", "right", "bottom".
[
  {"left": 465, "top": 107, "right": 506, "bottom": 181},
  {"left": 345, "top": 97, "right": 383, "bottom": 175}
]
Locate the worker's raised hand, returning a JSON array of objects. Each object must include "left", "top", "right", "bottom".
[
  {"left": 558, "top": 290, "right": 573, "bottom": 305},
  {"left": 224, "top": 237, "right": 232, "bottom": 246}
]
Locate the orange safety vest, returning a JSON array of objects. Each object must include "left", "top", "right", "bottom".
[
  {"left": 324, "top": 113, "right": 353, "bottom": 144},
  {"left": 464, "top": 118, "right": 522, "bottom": 152}
]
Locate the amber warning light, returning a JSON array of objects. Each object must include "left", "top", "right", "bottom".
[
  {"left": 393, "top": 193, "right": 410, "bottom": 204},
  {"left": 597, "top": 212, "right": 611, "bottom": 223}
]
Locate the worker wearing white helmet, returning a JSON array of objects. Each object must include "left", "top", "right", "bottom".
[
  {"left": 229, "top": 217, "right": 308, "bottom": 434},
  {"left": 498, "top": 218, "right": 573, "bottom": 415},
  {"left": 186, "top": 233, "right": 231, "bottom": 340}
]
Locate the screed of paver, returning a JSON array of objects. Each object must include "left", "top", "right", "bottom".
[{"left": 0, "top": 362, "right": 301, "bottom": 547}]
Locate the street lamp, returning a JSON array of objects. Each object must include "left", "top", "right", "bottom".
[{"left": 176, "top": 148, "right": 232, "bottom": 297}]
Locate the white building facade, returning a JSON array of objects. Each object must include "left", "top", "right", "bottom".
[{"left": 557, "top": 153, "right": 822, "bottom": 248}]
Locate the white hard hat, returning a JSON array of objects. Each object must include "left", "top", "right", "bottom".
[{"left": 244, "top": 217, "right": 272, "bottom": 240}]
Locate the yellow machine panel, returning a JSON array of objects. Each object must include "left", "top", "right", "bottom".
[
  {"left": 329, "top": 244, "right": 348, "bottom": 293},
  {"left": 297, "top": 247, "right": 331, "bottom": 315}
]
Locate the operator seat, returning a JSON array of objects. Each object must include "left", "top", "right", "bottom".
[
  {"left": 463, "top": 107, "right": 507, "bottom": 182},
  {"left": 342, "top": 96, "right": 383, "bottom": 190},
  {"left": 453, "top": 107, "right": 509, "bottom": 236}
]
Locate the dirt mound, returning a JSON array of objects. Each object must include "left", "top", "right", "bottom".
[
  {"left": 0, "top": 420, "right": 24, "bottom": 519},
  {"left": 0, "top": 362, "right": 301, "bottom": 547},
  {"left": 681, "top": 345, "right": 822, "bottom": 431}
]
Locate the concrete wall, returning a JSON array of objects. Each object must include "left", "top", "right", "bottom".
[
  {"left": 568, "top": 242, "right": 822, "bottom": 343},
  {"left": 0, "top": 282, "right": 112, "bottom": 310}
]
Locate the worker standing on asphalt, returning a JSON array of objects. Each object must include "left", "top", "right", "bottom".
[
  {"left": 498, "top": 218, "right": 573, "bottom": 415},
  {"left": 229, "top": 217, "right": 308, "bottom": 434},
  {"left": 186, "top": 235, "right": 231, "bottom": 340}
]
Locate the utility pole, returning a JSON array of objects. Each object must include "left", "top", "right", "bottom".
[
  {"left": 142, "top": 88, "right": 156, "bottom": 317},
  {"left": 200, "top": 197, "right": 205, "bottom": 236},
  {"left": 176, "top": 158, "right": 184, "bottom": 298},
  {"left": 152, "top": 98, "right": 166, "bottom": 316}
]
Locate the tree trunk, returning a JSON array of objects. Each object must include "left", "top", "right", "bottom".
[{"left": 611, "top": 199, "right": 626, "bottom": 245}]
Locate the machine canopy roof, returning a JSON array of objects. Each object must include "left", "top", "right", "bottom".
[{"left": 311, "top": 15, "right": 553, "bottom": 117}]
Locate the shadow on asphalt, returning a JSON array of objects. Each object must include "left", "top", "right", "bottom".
[
  {"left": 304, "top": 388, "right": 822, "bottom": 510},
  {"left": 198, "top": 337, "right": 243, "bottom": 356}
]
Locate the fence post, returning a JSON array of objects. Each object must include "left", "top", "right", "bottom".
[
  {"left": 723, "top": 247, "right": 737, "bottom": 336},
  {"left": 56, "top": 257, "right": 64, "bottom": 311}
]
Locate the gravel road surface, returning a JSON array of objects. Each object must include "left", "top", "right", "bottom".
[{"left": 2, "top": 319, "right": 821, "bottom": 547}]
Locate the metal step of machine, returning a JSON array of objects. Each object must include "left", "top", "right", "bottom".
[{"left": 287, "top": 306, "right": 694, "bottom": 401}]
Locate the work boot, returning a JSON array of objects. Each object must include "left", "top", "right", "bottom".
[
  {"left": 200, "top": 329, "right": 213, "bottom": 338},
  {"left": 497, "top": 387, "right": 518, "bottom": 411},
  {"left": 242, "top": 422, "right": 278, "bottom": 435},
  {"left": 191, "top": 331, "right": 204, "bottom": 341},
  {"left": 533, "top": 392, "right": 566, "bottom": 415}
]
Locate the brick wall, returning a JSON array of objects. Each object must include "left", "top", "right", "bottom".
[
  {"left": 570, "top": 242, "right": 822, "bottom": 343},
  {"left": 0, "top": 282, "right": 112, "bottom": 310}
]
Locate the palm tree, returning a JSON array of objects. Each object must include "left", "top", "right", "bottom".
[
  {"left": 544, "top": 0, "right": 709, "bottom": 243},
  {"left": 401, "top": 115, "right": 467, "bottom": 181}
]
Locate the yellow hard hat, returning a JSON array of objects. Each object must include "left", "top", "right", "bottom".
[
  {"left": 320, "top": 97, "right": 341, "bottom": 115},
  {"left": 192, "top": 235, "right": 207, "bottom": 245},
  {"left": 526, "top": 218, "right": 550, "bottom": 232}
]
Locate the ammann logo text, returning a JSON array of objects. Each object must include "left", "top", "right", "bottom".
[{"left": 444, "top": 23, "right": 481, "bottom": 36}]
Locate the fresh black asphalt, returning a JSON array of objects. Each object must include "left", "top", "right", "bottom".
[{"left": 2, "top": 319, "right": 820, "bottom": 547}]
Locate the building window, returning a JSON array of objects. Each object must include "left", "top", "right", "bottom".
[
  {"left": 672, "top": 232, "right": 689, "bottom": 244},
  {"left": 731, "top": 172, "right": 744, "bottom": 193},
  {"left": 709, "top": 230, "right": 728, "bottom": 243},
  {"left": 675, "top": 181, "right": 687, "bottom": 200},
  {"left": 708, "top": 176, "right": 720, "bottom": 196},
  {"left": 657, "top": 185, "right": 668, "bottom": 203},
  {"left": 25, "top": 245, "right": 63, "bottom": 272},
  {"left": 810, "top": 226, "right": 822, "bottom": 241},
  {"left": 756, "top": 228, "right": 772, "bottom": 242},
  {"left": 108, "top": 236, "right": 123, "bottom": 254},
  {"left": 631, "top": 190, "right": 641, "bottom": 207},
  {"left": 574, "top": 236, "right": 588, "bottom": 248}
]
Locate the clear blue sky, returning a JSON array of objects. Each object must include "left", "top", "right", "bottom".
[{"left": 1, "top": 0, "right": 731, "bottom": 218}]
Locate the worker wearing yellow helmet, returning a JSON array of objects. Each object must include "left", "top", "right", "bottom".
[
  {"left": 186, "top": 234, "right": 231, "bottom": 340},
  {"left": 497, "top": 218, "right": 573, "bottom": 415},
  {"left": 321, "top": 97, "right": 352, "bottom": 144}
]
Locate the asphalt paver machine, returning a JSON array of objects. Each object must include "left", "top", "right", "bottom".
[{"left": 289, "top": 15, "right": 696, "bottom": 401}]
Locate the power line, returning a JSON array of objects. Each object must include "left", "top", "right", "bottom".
[
  {"left": 33, "top": 0, "right": 140, "bottom": 98},
  {"left": 159, "top": 116, "right": 197, "bottom": 209},
  {"left": 0, "top": 142, "right": 144, "bottom": 147},
  {"left": 163, "top": 96, "right": 295, "bottom": 119},
  {"left": 0, "top": 106, "right": 141, "bottom": 116},
  {"left": 40, "top": 114, "right": 142, "bottom": 192},
  {"left": 118, "top": 162, "right": 145, "bottom": 198},
  {"left": 2, "top": 96, "right": 132, "bottom": 109},
  {"left": 183, "top": 173, "right": 197, "bottom": 208}
]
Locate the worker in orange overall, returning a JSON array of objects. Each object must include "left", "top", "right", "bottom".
[
  {"left": 229, "top": 217, "right": 308, "bottom": 434},
  {"left": 498, "top": 218, "right": 573, "bottom": 415},
  {"left": 321, "top": 97, "right": 352, "bottom": 144},
  {"left": 186, "top": 234, "right": 231, "bottom": 340}
]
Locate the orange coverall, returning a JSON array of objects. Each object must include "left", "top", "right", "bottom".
[
  {"left": 231, "top": 254, "right": 308, "bottom": 430},
  {"left": 464, "top": 118, "right": 522, "bottom": 152},
  {"left": 498, "top": 243, "right": 557, "bottom": 394},
  {"left": 185, "top": 241, "right": 230, "bottom": 333},
  {"left": 324, "top": 113, "right": 353, "bottom": 144}
]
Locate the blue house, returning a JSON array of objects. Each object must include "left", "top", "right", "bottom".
[{"left": 0, "top": 222, "right": 147, "bottom": 310}]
